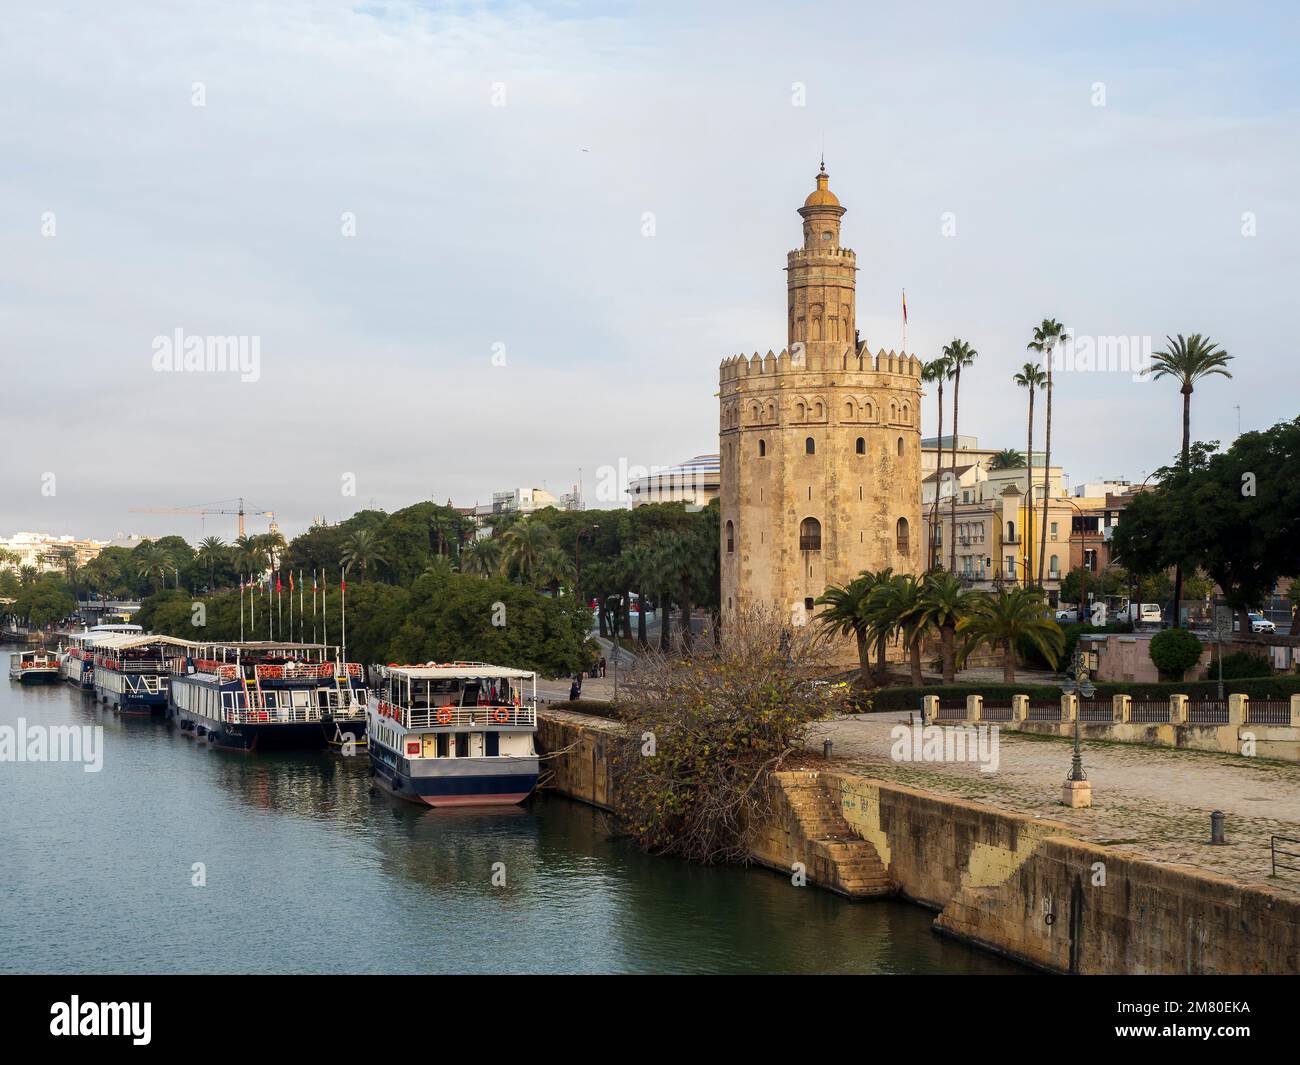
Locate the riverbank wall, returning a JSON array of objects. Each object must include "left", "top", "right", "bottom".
[{"left": 535, "top": 707, "right": 1300, "bottom": 974}]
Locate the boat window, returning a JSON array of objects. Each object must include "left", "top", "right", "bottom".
[
  {"left": 486, "top": 732, "right": 500, "bottom": 757},
  {"left": 437, "top": 732, "right": 450, "bottom": 758},
  {"left": 454, "top": 732, "right": 469, "bottom": 757}
]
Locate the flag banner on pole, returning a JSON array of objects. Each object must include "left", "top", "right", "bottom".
[{"left": 902, "top": 289, "right": 907, "bottom": 325}]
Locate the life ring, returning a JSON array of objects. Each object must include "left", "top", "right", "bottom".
[
  {"left": 437, "top": 706, "right": 453, "bottom": 725},
  {"left": 493, "top": 707, "right": 509, "bottom": 724}
]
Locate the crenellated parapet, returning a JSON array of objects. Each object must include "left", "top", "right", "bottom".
[{"left": 719, "top": 343, "right": 923, "bottom": 383}]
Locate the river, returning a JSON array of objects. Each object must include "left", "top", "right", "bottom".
[{"left": 0, "top": 656, "right": 1023, "bottom": 974}]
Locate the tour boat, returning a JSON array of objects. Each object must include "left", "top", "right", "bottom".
[
  {"left": 168, "top": 642, "right": 368, "bottom": 752},
  {"left": 59, "top": 624, "right": 142, "bottom": 691},
  {"left": 8, "top": 649, "right": 61, "bottom": 684},
  {"left": 367, "top": 663, "right": 539, "bottom": 807},
  {"left": 91, "top": 633, "right": 193, "bottom": 715}
]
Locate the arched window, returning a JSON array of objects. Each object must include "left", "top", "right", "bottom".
[
  {"left": 1007, "top": 521, "right": 1016, "bottom": 542},
  {"left": 1049, "top": 554, "right": 1060, "bottom": 577},
  {"left": 845, "top": 401, "right": 855, "bottom": 419},
  {"left": 758, "top": 438, "right": 766, "bottom": 457},
  {"left": 799, "top": 517, "right": 822, "bottom": 551},
  {"left": 855, "top": 437, "right": 865, "bottom": 455},
  {"left": 902, "top": 402, "right": 910, "bottom": 423},
  {"left": 897, "top": 436, "right": 904, "bottom": 456},
  {"left": 805, "top": 437, "right": 816, "bottom": 455},
  {"left": 726, "top": 521, "right": 735, "bottom": 553},
  {"left": 795, "top": 401, "right": 806, "bottom": 420},
  {"left": 896, "top": 517, "right": 910, "bottom": 554}
]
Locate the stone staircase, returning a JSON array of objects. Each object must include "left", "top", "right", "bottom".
[{"left": 750, "top": 771, "right": 894, "bottom": 898}]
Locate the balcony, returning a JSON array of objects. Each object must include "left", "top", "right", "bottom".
[{"left": 374, "top": 700, "right": 537, "bottom": 730}]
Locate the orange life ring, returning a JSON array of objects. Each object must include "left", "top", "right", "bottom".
[
  {"left": 437, "top": 706, "right": 453, "bottom": 725},
  {"left": 493, "top": 707, "right": 509, "bottom": 724}
]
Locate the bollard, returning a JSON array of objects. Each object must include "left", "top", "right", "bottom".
[
  {"left": 823, "top": 739, "right": 833, "bottom": 761},
  {"left": 1210, "top": 810, "right": 1226, "bottom": 845}
]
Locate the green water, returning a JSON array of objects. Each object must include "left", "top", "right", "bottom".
[{"left": 0, "top": 660, "right": 1023, "bottom": 974}]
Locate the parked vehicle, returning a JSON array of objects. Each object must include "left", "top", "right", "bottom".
[
  {"left": 1232, "top": 612, "right": 1277, "bottom": 634},
  {"left": 1115, "top": 602, "right": 1163, "bottom": 624}
]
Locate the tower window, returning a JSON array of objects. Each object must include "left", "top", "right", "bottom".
[
  {"left": 897, "top": 436, "right": 904, "bottom": 456},
  {"left": 725, "top": 521, "right": 735, "bottom": 553},
  {"left": 805, "top": 437, "right": 815, "bottom": 455},
  {"left": 758, "top": 439, "right": 766, "bottom": 457},
  {"left": 896, "top": 517, "right": 910, "bottom": 554},
  {"left": 855, "top": 437, "right": 865, "bottom": 455},
  {"left": 799, "top": 517, "right": 822, "bottom": 551}
]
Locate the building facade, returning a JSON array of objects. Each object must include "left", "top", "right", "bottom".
[
  {"left": 628, "top": 454, "right": 721, "bottom": 509},
  {"left": 719, "top": 165, "right": 922, "bottom": 628}
]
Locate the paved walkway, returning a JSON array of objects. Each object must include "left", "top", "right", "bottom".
[{"left": 810, "top": 712, "right": 1300, "bottom": 898}]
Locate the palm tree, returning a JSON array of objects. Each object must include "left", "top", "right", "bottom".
[
  {"left": 460, "top": 537, "right": 502, "bottom": 579},
  {"left": 340, "top": 528, "right": 386, "bottom": 582},
  {"left": 914, "top": 571, "right": 976, "bottom": 684},
  {"left": 957, "top": 586, "right": 1064, "bottom": 683},
  {"left": 867, "top": 573, "right": 929, "bottom": 685},
  {"left": 988, "top": 448, "right": 1026, "bottom": 471},
  {"left": 921, "top": 355, "right": 953, "bottom": 570},
  {"left": 132, "top": 541, "right": 168, "bottom": 593},
  {"left": 942, "top": 338, "right": 978, "bottom": 573},
  {"left": 500, "top": 517, "right": 554, "bottom": 586},
  {"left": 815, "top": 574, "right": 874, "bottom": 683},
  {"left": 622, "top": 543, "right": 653, "bottom": 648},
  {"left": 1142, "top": 333, "right": 1234, "bottom": 627},
  {"left": 197, "top": 535, "right": 227, "bottom": 593},
  {"left": 1028, "top": 319, "right": 1066, "bottom": 586},
  {"left": 536, "top": 546, "right": 575, "bottom": 595},
  {"left": 1012, "top": 361, "right": 1047, "bottom": 586}
]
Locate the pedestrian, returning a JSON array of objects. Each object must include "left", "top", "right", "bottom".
[
  {"left": 569, "top": 675, "right": 581, "bottom": 701},
  {"left": 599, "top": 656, "right": 606, "bottom": 678}
]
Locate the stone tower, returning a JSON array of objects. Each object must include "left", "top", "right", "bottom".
[{"left": 718, "top": 164, "right": 922, "bottom": 636}]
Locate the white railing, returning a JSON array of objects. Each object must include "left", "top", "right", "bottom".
[
  {"left": 124, "top": 674, "right": 168, "bottom": 695},
  {"left": 218, "top": 687, "right": 368, "bottom": 724},
  {"left": 373, "top": 701, "right": 537, "bottom": 729}
]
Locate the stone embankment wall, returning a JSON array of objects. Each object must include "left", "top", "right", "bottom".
[{"left": 535, "top": 709, "right": 1300, "bottom": 974}]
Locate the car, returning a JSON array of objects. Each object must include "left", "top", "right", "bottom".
[
  {"left": 1055, "top": 607, "right": 1079, "bottom": 623},
  {"left": 1248, "top": 612, "right": 1276, "bottom": 633}
]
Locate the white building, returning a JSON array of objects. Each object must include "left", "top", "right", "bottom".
[
  {"left": 628, "top": 454, "right": 721, "bottom": 509},
  {"left": 0, "top": 532, "right": 109, "bottom": 572}
]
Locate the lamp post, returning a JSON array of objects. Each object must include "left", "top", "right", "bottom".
[{"left": 1060, "top": 648, "right": 1093, "bottom": 806}]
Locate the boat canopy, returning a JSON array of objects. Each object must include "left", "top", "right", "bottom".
[
  {"left": 87, "top": 633, "right": 198, "bottom": 652},
  {"left": 384, "top": 663, "right": 536, "bottom": 681}
]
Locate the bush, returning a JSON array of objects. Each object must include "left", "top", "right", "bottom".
[
  {"left": 1214, "top": 650, "right": 1272, "bottom": 681},
  {"left": 1149, "top": 628, "right": 1203, "bottom": 679}
]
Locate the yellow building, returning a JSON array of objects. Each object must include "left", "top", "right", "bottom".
[{"left": 718, "top": 165, "right": 922, "bottom": 632}]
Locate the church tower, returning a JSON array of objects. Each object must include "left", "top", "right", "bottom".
[{"left": 718, "top": 165, "right": 922, "bottom": 643}]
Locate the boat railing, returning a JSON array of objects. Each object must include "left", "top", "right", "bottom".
[
  {"left": 374, "top": 700, "right": 537, "bottom": 730},
  {"left": 124, "top": 674, "right": 168, "bottom": 695},
  {"left": 219, "top": 687, "right": 369, "bottom": 724}
]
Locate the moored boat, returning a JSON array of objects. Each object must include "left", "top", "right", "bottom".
[
  {"left": 168, "top": 642, "right": 368, "bottom": 752},
  {"left": 367, "top": 663, "right": 539, "bottom": 808},
  {"left": 8, "top": 649, "right": 61, "bottom": 684},
  {"left": 91, "top": 633, "right": 193, "bottom": 715},
  {"left": 59, "top": 624, "right": 143, "bottom": 691}
]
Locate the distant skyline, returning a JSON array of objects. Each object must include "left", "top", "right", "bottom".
[{"left": 2, "top": 1, "right": 1297, "bottom": 542}]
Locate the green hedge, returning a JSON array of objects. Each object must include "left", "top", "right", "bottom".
[{"left": 868, "top": 675, "right": 1300, "bottom": 712}]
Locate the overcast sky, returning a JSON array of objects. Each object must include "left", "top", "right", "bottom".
[{"left": 2, "top": 0, "right": 1297, "bottom": 543}]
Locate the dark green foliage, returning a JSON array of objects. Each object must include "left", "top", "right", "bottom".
[{"left": 1149, "top": 627, "right": 1204, "bottom": 678}]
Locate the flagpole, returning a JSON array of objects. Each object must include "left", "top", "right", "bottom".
[
  {"left": 239, "top": 577, "right": 244, "bottom": 642},
  {"left": 902, "top": 288, "right": 908, "bottom": 355},
  {"left": 299, "top": 570, "right": 304, "bottom": 647},
  {"left": 321, "top": 568, "right": 328, "bottom": 651},
  {"left": 340, "top": 565, "right": 347, "bottom": 669}
]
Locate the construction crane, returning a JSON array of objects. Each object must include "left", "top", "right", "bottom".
[{"left": 129, "top": 497, "right": 277, "bottom": 538}]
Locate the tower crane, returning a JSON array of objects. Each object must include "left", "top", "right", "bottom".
[{"left": 129, "top": 497, "right": 277, "bottom": 538}]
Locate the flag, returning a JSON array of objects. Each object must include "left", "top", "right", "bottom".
[
  {"left": 276, "top": 573, "right": 282, "bottom": 594},
  {"left": 902, "top": 289, "right": 908, "bottom": 325},
  {"left": 289, "top": 571, "right": 294, "bottom": 592}
]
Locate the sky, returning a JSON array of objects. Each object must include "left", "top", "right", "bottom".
[{"left": 1, "top": 0, "right": 1297, "bottom": 542}]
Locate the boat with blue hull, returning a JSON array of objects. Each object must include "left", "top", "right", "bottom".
[
  {"left": 59, "top": 624, "right": 143, "bottom": 692},
  {"left": 168, "top": 642, "right": 368, "bottom": 752},
  {"left": 91, "top": 633, "right": 193, "bottom": 715},
  {"left": 367, "top": 663, "right": 539, "bottom": 808}
]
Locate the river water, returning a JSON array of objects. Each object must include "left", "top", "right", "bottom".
[{"left": 1, "top": 656, "right": 1023, "bottom": 974}]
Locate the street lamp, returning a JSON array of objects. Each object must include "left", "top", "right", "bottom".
[{"left": 1060, "top": 648, "right": 1094, "bottom": 784}]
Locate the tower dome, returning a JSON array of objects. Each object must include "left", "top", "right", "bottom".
[{"left": 803, "top": 163, "right": 840, "bottom": 208}]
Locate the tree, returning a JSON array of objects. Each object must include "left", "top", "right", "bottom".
[
  {"left": 1142, "top": 333, "right": 1233, "bottom": 626},
  {"left": 1112, "top": 421, "right": 1300, "bottom": 636},
  {"left": 1012, "top": 361, "right": 1046, "bottom": 584},
  {"left": 535, "top": 546, "right": 575, "bottom": 596},
  {"left": 815, "top": 568, "right": 893, "bottom": 684},
  {"left": 132, "top": 541, "right": 169, "bottom": 593},
  {"left": 867, "top": 573, "right": 930, "bottom": 685},
  {"left": 612, "top": 608, "right": 845, "bottom": 864},
  {"left": 500, "top": 517, "right": 554, "bottom": 586},
  {"left": 1149, "top": 627, "right": 1203, "bottom": 680},
  {"left": 1027, "top": 319, "right": 1066, "bottom": 585},
  {"left": 460, "top": 537, "right": 502, "bottom": 579},
  {"left": 988, "top": 448, "right": 1026, "bottom": 471},
  {"left": 914, "top": 571, "right": 975, "bottom": 683},
  {"left": 340, "top": 528, "right": 386, "bottom": 582},
  {"left": 197, "top": 536, "right": 227, "bottom": 593},
  {"left": 921, "top": 354, "right": 953, "bottom": 570},
  {"left": 942, "top": 338, "right": 978, "bottom": 573},
  {"left": 958, "top": 586, "right": 1064, "bottom": 683}
]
